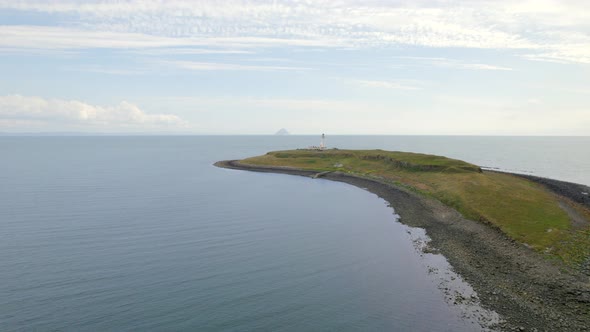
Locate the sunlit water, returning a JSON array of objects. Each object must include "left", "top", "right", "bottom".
[{"left": 1, "top": 136, "right": 587, "bottom": 331}]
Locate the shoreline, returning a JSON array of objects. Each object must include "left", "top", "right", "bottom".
[{"left": 215, "top": 160, "right": 590, "bottom": 331}]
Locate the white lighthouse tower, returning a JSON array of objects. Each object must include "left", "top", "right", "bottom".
[{"left": 320, "top": 133, "right": 326, "bottom": 150}]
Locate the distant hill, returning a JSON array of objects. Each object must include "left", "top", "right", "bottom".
[{"left": 275, "top": 128, "right": 290, "bottom": 135}]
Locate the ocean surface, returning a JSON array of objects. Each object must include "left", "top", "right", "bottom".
[{"left": 1, "top": 136, "right": 588, "bottom": 331}]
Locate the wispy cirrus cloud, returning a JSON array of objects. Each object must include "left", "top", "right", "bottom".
[
  {"left": 461, "top": 64, "right": 513, "bottom": 71},
  {"left": 0, "top": 26, "right": 193, "bottom": 49},
  {"left": 0, "top": 26, "right": 344, "bottom": 51},
  {"left": 355, "top": 80, "right": 422, "bottom": 91},
  {"left": 64, "top": 65, "right": 148, "bottom": 75},
  {"left": 129, "top": 48, "right": 255, "bottom": 56},
  {"left": 160, "top": 60, "right": 310, "bottom": 72},
  {"left": 1, "top": 1, "right": 589, "bottom": 64},
  {"left": 395, "top": 57, "right": 513, "bottom": 71},
  {"left": 63, "top": 59, "right": 308, "bottom": 75}
]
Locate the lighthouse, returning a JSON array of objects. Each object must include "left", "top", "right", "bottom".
[{"left": 320, "top": 133, "right": 326, "bottom": 150}]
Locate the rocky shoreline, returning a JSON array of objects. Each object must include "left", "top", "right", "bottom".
[{"left": 215, "top": 160, "right": 590, "bottom": 331}]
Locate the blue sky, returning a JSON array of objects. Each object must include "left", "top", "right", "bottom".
[{"left": 0, "top": 0, "right": 589, "bottom": 135}]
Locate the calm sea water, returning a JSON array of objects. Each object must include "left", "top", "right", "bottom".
[{"left": 1, "top": 136, "right": 587, "bottom": 331}]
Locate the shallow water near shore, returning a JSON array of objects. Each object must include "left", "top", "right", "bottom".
[{"left": 1, "top": 136, "right": 586, "bottom": 331}]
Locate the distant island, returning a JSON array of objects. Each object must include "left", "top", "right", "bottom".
[
  {"left": 275, "top": 128, "right": 290, "bottom": 135},
  {"left": 216, "top": 148, "right": 590, "bottom": 331}
]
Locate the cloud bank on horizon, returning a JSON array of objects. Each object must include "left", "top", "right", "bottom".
[
  {"left": 0, "top": 95, "right": 186, "bottom": 132},
  {"left": 0, "top": 0, "right": 588, "bottom": 134}
]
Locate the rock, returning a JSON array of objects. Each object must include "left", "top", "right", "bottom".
[{"left": 274, "top": 128, "right": 290, "bottom": 135}]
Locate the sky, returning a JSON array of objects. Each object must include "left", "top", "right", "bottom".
[{"left": 0, "top": 0, "right": 589, "bottom": 135}]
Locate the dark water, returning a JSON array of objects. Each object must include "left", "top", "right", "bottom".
[{"left": 1, "top": 136, "right": 586, "bottom": 331}]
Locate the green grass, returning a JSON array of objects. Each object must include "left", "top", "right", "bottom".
[{"left": 242, "top": 149, "right": 590, "bottom": 267}]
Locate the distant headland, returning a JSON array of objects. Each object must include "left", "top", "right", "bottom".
[{"left": 216, "top": 148, "right": 590, "bottom": 331}]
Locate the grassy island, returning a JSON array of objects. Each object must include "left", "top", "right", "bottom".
[{"left": 240, "top": 149, "right": 590, "bottom": 266}]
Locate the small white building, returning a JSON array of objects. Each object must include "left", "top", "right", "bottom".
[{"left": 308, "top": 133, "right": 327, "bottom": 150}]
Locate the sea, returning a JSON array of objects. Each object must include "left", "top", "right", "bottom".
[{"left": 1, "top": 136, "right": 588, "bottom": 331}]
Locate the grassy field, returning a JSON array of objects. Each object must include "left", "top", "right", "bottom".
[{"left": 242, "top": 149, "right": 590, "bottom": 267}]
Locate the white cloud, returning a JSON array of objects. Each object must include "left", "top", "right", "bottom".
[
  {"left": 161, "top": 60, "right": 309, "bottom": 71},
  {"left": 64, "top": 65, "right": 147, "bottom": 75},
  {"left": 63, "top": 59, "right": 308, "bottom": 75},
  {"left": 0, "top": 95, "right": 187, "bottom": 131},
  {"left": 395, "top": 57, "right": 513, "bottom": 71},
  {"left": 131, "top": 48, "right": 255, "bottom": 56},
  {"left": 0, "top": 26, "right": 189, "bottom": 49},
  {"left": 355, "top": 80, "right": 422, "bottom": 90},
  {"left": 460, "top": 64, "right": 513, "bottom": 71},
  {"left": 1, "top": 1, "right": 589, "bottom": 63},
  {"left": 0, "top": 26, "right": 343, "bottom": 51},
  {"left": 0, "top": 25, "right": 345, "bottom": 52}
]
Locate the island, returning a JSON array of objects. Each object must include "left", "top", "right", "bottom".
[{"left": 216, "top": 149, "right": 590, "bottom": 331}]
